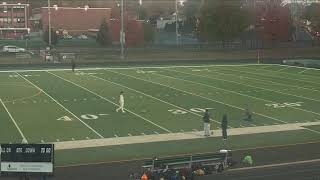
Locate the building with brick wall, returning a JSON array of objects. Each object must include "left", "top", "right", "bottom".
[
  {"left": 41, "top": 6, "right": 111, "bottom": 36},
  {"left": 255, "top": 0, "right": 292, "bottom": 41},
  {"left": 248, "top": 0, "right": 292, "bottom": 41},
  {"left": 0, "top": 2, "right": 30, "bottom": 39}
]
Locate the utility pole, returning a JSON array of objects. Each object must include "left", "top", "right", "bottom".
[
  {"left": 120, "top": 0, "right": 125, "bottom": 59},
  {"left": 48, "top": 0, "right": 52, "bottom": 46},
  {"left": 175, "top": 0, "right": 179, "bottom": 45}
]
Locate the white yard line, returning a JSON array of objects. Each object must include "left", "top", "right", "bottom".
[
  {"left": 0, "top": 64, "right": 263, "bottom": 73},
  {"left": 54, "top": 121, "right": 320, "bottom": 150},
  {"left": 153, "top": 73, "right": 290, "bottom": 123},
  {"left": 47, "top": 71, "right": 172, "bottom": 133},
  {"left": 108, "top": 70, "right": 286, "bottom": 124},
  {"left": 87, "top": 73, "right": 224, "bottom": 126},
  {"left": 298, "top": 69, "right": 309, "bottom": 74},
  {"left": 203, "top": 67, "right": 320, "bottom": 93},
  {"left": 276, "top": 66, "right": 291, "bottom": 71},
  {"left": 168, "top": 68, "right": 320, "bottom": 103},
  {"left": 304, "top": 127, "right": 320, "bottom": 134},
  {"left": 0, "top": 98, "right": 28, "bottom": 143},
  {"left": 155, "top": 72, "right": 320, "bottom": 117},
  {"left": 16, "top": 72, "right": 105, "bottom": 139},
  {"left": 275, "top": 64, "right": 320, "bottom": 71},
  {"left": 235, "top": 66, "right": 320, "bottom": 86}
]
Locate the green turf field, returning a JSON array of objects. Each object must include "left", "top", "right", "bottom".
[{"left": 0, "top": 64, "right": 320, "bottom": 164}]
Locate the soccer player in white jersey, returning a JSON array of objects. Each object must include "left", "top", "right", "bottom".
[{"left": 116, "top": 91, "right": 125, "bottom": 113}]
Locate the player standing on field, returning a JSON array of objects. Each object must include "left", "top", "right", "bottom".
[
  {"left": 71, "top": 59, "right": 76, "bottom": 72},
  {"left": 116, "top": 91, "right": 125, "bottom": 113},
  {"left": 203, "top": 109, "right": 211, "bottom": 136}
]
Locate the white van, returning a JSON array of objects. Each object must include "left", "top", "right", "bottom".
[{"left": 2, "top": 46, "right": 26, "bottom": 53}]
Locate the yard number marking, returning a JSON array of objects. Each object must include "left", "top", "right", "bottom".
[
  {"left": 168, "top": 107, "right": 213, "bottom": 115},
  {"left": 57, "top": 113, "right": 108, "bottom": 121},
  {"left": 265, "top": 102, "right": 304, "bottom": 108},
  {"left": 81, "top": 114, "right": 98, "bottom": 120},
  {"left": 57, "top": 116, "right": 73, "bottom": 121},
  {"left": 9, "top": 75, "right": 19, "bottom": 78}
]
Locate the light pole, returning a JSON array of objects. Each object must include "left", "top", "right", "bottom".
[
  {"left": 175, "top": 0, "right": 179, "bottom": 45},
  {"left": 48, "top": 0, "right": 52, "bottom": 46},
  {"left": 120, "top": 0, "right": 124, "bottom": 59}
]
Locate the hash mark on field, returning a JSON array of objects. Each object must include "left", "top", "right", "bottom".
[
  {"left": 63, "top": 100, "right": 69, "bottom": 102},
  {"left": 154, "top": 131, "right": 159, "bottom": 135},
  {"left": 73, "top": 99, "right": 77, "bottom": 101},
  {"left": 99, "top": 114, "right": 109, "bottom": 116}
]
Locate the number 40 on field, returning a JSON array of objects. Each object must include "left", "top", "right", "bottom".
[{"left": 57, "top": 114, "right": 108, "bottom": 121}]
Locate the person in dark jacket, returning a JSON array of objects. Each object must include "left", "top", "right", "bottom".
[
  {"left": 203, "top": 109, "right": 211, "bottom": 136},
  {"left": 71, "top": 59, "right": 76, "bottom": 72},
  {"left": 221, "top": 114, "right": 228, "bottom": 140}
]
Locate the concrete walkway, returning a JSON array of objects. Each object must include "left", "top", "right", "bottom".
[{"left": 54, "top": 121, "right": 320, "bottom": 150}]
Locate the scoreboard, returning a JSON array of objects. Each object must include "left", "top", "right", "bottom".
[{"left": 0, "top": 144, "right": 54, "bottom": 173}]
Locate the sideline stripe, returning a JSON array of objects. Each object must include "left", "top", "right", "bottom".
[
  {"left": 0, "top": 64, "right": 263, "bottom": 73},
  {"left": 229, "top": 158, "right": 320, "bottom": 172},
  {"left": 47, "top": 71, "right": 172, "bottom": 133},
  {"left": 55, "top": 140, "right": 320, "bottom": 168},
  {"left": 88, "top": 73, "right": 224, "bottom": 126},
  {"left": 0, "top": 98, "right": 28, "bottom": 143},
  {"left": 16, "top": 72, "right": 105, "bottom": 139}
]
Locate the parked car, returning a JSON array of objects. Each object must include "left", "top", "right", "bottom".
[
  {"left": 77, "top": 34, "right": 88, "bottom": 39},
  {"left": 2, "top": 46, "right": 26, "bottom": 53},
  {"left": 63, "top": 34, "right": 73, "bottom": 39}
]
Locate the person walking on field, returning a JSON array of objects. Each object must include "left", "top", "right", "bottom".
[
  {"left": 116, "top": 91, "right": 125, "bottom": 113},
  {"left": 71, "top": 59, "right": 76, "bottom": 72},
  {"left": 203, "top": 109, "right": 211, "bottom": 136},
  {"left": 221, "top": 114, "right": 228, "bottom": 140}
]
